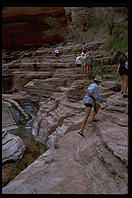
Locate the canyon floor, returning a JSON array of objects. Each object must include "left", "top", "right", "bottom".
[{"left": 2, "top": 41, "right": 128, "bottom": 194}]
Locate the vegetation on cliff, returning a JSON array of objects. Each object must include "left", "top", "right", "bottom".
[{"left": 64, "top": 7, "right": 128, "bottom": 63}]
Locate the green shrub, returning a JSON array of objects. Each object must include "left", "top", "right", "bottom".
[
  {"left": 103, "top": 8, "right": 128, "bottom": 63},
  {"left": 43, "top": 17, "right": 60, "bottom": 37},
  {"left": 85, "top": 8, "right": 128, "bottom": 63},
  {"left": 92, "top": 61, "right": 108, "bottom": 75}
]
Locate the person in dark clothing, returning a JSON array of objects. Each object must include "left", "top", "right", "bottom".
[
  {"left": 55, "top": 48, "right": 60, "bottom": 62},
  {"left": 82, "top": 42, "right": 87, "bottom": 54},
  {"left": 117, "top": 52, "right": 128, "bottom": 98}
]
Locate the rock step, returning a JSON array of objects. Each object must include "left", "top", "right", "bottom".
[
  {"left": 2, "top": 102, "right": 17, "bottom": 129},
  {"left": 3, "top": 62, "right": 76, "bottom": 72}
]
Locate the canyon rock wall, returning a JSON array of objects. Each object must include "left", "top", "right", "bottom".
[
  {"left": 2, "top": 7, "right": 128, "bottom": 194},
  {"left": 2, "top": 7, "right": 126, "bottom": 48},
  {"left": 2, "top": 7, "right": 67, "bottom": 48}
]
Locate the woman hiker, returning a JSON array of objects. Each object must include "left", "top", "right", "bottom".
[
  {"left": 78, "top": 76, "right": 103, "bottom": 137},
  {"left": 116, "top": 52, "right": 128, "bottom": 98}
]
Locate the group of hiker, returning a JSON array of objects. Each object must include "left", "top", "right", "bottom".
[
  {"left": 78, "top": 50, "right": 128, "bottom": 137},
  {"left": 54, "top": 42, "right": 93, "bottom": 75},
  {"left": 54, "top": 44, "right": 128, "bottom": 138},
  {"left": 75, "top": 42, "right": 93, "bottom": 74}
]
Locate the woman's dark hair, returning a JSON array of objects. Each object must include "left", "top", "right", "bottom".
[{"left": 93, "top": 80, "right": 98, "bottom": 83}]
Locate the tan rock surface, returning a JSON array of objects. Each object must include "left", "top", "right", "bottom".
[
  {"left": 2, "top": 90, "right": 128, "bottom": 194},
  {"left": 2, "top": 10, "right": 128, "bottom": 192}
]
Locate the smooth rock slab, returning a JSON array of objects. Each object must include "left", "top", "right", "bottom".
[
  {"left": 2, "top": 128, "right": 127, "bottom": 194},
  {"left": 2, "top": 131, "right": 26, "bottom": 164}
]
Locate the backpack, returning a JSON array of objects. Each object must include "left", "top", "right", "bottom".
[
  {"left": 83, "top": 83, "right": 94, "bottom": 104},
  {"left": 55, "top": 49, "right": 59, "bottom": 54},
  {"left": 82, "top": 44, "right": 87, "bottom": 50},
  {"left": 85, "top": 54, "right": 93, "bottom": 65}
]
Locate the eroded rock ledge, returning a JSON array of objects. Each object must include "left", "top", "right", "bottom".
[
  {"left": 2, "top": 90, "right": 128, "bottom": 194},
  {"left": 2, "top": 7, "right": 67, "bottom": 48}
]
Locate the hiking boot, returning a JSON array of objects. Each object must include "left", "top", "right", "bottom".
[
  {"left": 92, "top": 119, "right": 100, "bottom": 122},
  {"left": 78, "top": 131, "right": 84, "bottom": 137}
]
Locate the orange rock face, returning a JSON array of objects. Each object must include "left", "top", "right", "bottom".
[{"left": 2, "top": 7, "right": 67, "bottom": 48}]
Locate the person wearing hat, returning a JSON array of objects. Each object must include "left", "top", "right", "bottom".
[{"left": 78, "top": 76, "right": 103, "bottom": 137}]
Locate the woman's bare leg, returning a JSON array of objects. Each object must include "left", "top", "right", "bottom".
[
  {"left": 124, "top": 74, "right": 128, "bottom": 93},
  {"left": 56, "top": 56, "right": 59, "bottom": 62},
  {"left": 79, "top": 107, "right": 92, "bottom": 133},
  {"left": 87, "top": 66, "right": 90, "bottom": 74},
  {"left": 121, "top": 75, "right": 125, "bottom": 92},
  {"left": 84, "top": 65, "right": 86, "bottom": 74},
  {"left": 92, "top": 103, "right": 101, "bottom": 121},
  {"left": 82, "top": 66, "right": 84, "bottom": 73}
]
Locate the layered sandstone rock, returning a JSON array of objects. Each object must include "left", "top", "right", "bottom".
[
  {"left": 2, "top": 91, "right": 128, "bottom": 194},
  {"left": 2, "top": 7, "right": 67, "bottom": 48},
  {"left": 2, "top": 15, "right": 128, "bottom": 193},
  {"left": 2, "top": 131, "right": 26, "bottom": 164},
  {"left": 2, "top": 7, "right": 126, "bottom": 49},
  {"left": 2, "top": 52, "right": 128, "bottom": 194}
]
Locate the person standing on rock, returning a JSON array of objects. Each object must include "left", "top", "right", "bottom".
[
  {"left": 82, "top": 42, "right": 87, "bottom": 54},
  {"left": 78, "top": 76, "right": 103, "bottom": 137},
  {"left": 75, "top": 54, "right": 82, "bottom": 73},
  {"left": 85, "top": 53, "right": 94, "bottom": 74},
  {"left": 117, "top": 52, "right": 128, "bottom": 98},
  {"left": 55, "top": 48, "right": 60, "bottom": 63},
  {"left": 80, "top": 52, "right": 86, "bottom": 73}
]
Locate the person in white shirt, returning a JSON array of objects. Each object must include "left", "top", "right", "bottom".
[
  {"left": 55, "top": 48, "right": 60, "bottom": 62},
  {"left": 80, "top": 52, "right": 86, "bottom": 74},
  {"left": 75, "top": 55, "right": 82, "bottom": 73},
  {"left": 78, "top": 76, "right": 103, "bottom": 137}
]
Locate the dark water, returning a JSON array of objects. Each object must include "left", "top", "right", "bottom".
[
  {"left": 19, "top": 100, "right": 38, "bottom": 129},
  {"left": 2, "top": 127, "right": 47, "bottom": 187},
  {"left": 2, "top": 100, "right": 47, "bottom": 187},
  {"left": 10, "top": 99, "right": 38, "bottom": 129}
]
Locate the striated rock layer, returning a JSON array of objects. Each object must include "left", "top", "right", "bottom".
[
  {"left": 2, "top": 131, "right": 26, "bottom": 164},
  {"left": 2, "top": 10, "right": 128, "bottom": 192},
  {"left": 2, "top": 7, "right": 67, "bottom": 48},
  {"left": 2, "top": 91, "right": 128, "bottom": 194}
]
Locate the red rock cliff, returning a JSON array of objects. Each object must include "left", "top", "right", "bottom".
[{"left": 2, "top": 7, "right": 67, "bottom": 48}]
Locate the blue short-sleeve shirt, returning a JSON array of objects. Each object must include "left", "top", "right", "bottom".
[{"left": 84, "top": 82, "right": 100, "bottom": 107}]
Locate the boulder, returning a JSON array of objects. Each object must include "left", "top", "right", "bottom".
[{"left": 2, "top": 131, "right": 26, "bottom": 164}]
